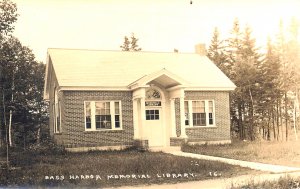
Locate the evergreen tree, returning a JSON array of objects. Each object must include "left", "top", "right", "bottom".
[
  {"left": 120, "top": 36, "right": 130, "bottom": 51},
  {"left": 120, "top": 33, "right": 142, "bottom": 51},
  {"left": 130, "top": 33, "right": 142, "bottom": 51},
  {"left": 207, "top": 27, "right": 229, "bottom": 75}
]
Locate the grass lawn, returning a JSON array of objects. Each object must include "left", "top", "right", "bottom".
[
  {"left": 0, "top": 146, "right": 258, "bottom": 188},
  {"left": 231, "top": 175, "right": 300, "bottom": 189},
  {"left": 182, "top": 139, "right": 300, "bottom": 167}
]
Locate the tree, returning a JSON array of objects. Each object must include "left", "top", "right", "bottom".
[
  {"left": 120, "top": 33, "right": 142, "bottom": 51},
  {"left": 1, "top": 36, "right": 47, "bottom": 147},
  {"left": 0, "top": 0, "right": 18, "bottom": 147},
  {"left": 207, "top": 27, "right": 229, "bottom": 75},
  {"left": 221, "top": 19, "right": 263, "bottom": 140},
  {"left": 130, "top": 33, "right": 142, "bottom": 51},
  {"left": 120, "top": 36, "right": 130, "bottom": 51},
  {"left": 260, "top": 37, "right": 282, "bottom": 140},
  {"left": 0, "top": 0, "right": 18, "bottom": 35}
]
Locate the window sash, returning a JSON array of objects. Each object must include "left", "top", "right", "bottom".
[
  {"left": 185, "top": 100, "right": 215, "bottom": 127},
  {"left": 145, "top": 109, "right": 160, "bottom": 120},
  {"left": 85, "top": 101, "right": 122, "bottom": 130}
]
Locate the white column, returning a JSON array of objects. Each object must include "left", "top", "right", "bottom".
[
  {"left": 133, "top": 98, "right": 139, "bottom": 139},
  {"left": 170, "top": 98, "right": 177, "bottom": 137},
  {"left": 179, "top": 97, "right": 188, "bottom": 138}
]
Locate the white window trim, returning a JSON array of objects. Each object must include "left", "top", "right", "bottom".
[
  {"left": 84, "top": 101, "right": 123, "bottom": 131},
  {"left": 54, "top": 89, "right": 61, "bottom": 134},
  {"left": 184, "top": 100, "right": 216, "bottom": 127}
]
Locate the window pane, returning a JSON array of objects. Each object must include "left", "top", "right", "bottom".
[
  {"left": 193, "top": 113, "right": 206, "bottom": 126},
  {"left": 209, "top": 101, "right": 213, "bottom": 112},
  {"left": 115, "top": 115, "right": 120, "bottom": 128},
  {"left": 86, "top": 122, "right": 91, "bottom": 129},
  {"left": 95, "top": 115, "right": 111, "bottom": 129},
  {"left": 96, "top": 122, "right": 101, "bottom": 129},
  {"left": 115, "top": 122, "right": 120, "bottom": 128},
  {"left": 95, "top": 102, "right": 103, "bottom": 108},
  {"left": 209, "top": 113, "right": 213, "bottom": 125},
  {"left": 145, "top": 109, "right": 160, "bottom": 120},
  {"left": 184, "top": 101, "right": 189, "bottom": 113},
  {"left": 184, "top": 101, "right": 189, "bottom": 126},
  {"left": 115, "top": 102, "right": 120, "bottom": 114},
  {"left": 192, "top": 101, "right": 205, "bottom": 113},
  {"left": 85, "top": 102, "right": 91, "bottom": 129}
]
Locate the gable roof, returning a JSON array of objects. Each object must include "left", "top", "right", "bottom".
[{"left": 44, "top": 48, "right": 236, "bottom": 99}]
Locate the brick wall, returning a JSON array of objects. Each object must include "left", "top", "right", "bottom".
[
  {"left": 184, "top": 91, "right": 231, "bottom": 141},
  {"left": 175, "top": 98, "right": 181, "bottom": 137},
  {"left": 54, "top": 91, "right": 134, "bottom": 148}
]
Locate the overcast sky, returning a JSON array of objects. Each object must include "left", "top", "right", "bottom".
[{"left": 12, "top": 0, "right": 300, "bottom": 62}]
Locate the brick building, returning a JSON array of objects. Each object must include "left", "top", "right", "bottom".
[{"left": 43, "top": 45, "right": 236, "bottom": 151}]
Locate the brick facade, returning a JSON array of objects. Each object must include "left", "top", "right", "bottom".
[
  {"left": 49, "top": 89, "right": 230, "bottom": 148},
  {"left": 184, "top": 91, "right": 231, "bottom": 142},
  {"left": 52, "top": 91, "right": 134, "bottom": 148}
]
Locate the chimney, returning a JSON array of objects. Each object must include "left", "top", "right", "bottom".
[{"left": 195, "top": 43, "right": 207, "bottom": 56}]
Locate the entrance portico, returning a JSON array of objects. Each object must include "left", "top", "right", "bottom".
[{"left": 129, "top": 69, "right": 189, "bottom": 147}]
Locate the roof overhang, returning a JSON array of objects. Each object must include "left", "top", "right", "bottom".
[
  {"left": 128, "top": 68, "right": 189, "bottom": 90},
  {"left": 43, "top": 53, "right": 51, "bottom": 100}
]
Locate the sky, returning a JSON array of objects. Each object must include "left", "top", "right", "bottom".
[{"left": 11, "top": 0, "right": 300, "bottom": 62}]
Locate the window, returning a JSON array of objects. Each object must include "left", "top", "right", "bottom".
[
  {"left": 115, "top": 102, "right": 120, "bottom": 128},
  {"left": 146, "top": 109, "right": 160, "bottom": 120},
  {"left": 184, "top": 101, "right": 189, "bottom": 125},
  {"left": 192, "top": 101, "right": 206, "bottom": 126},
  {"left": 85, "top": 102, "right": 92, "bottom": 129},
  {"left": 95, "top": 102, "right": 111, "bottom": 129},
  {"left": 185, "top": 100, "right": 215, "bottom": 127},
  {"left": 84, "top": 101, "right": 122, "bottom": 131},
  {"left": 54, "top": 89, "right": 61, "bottom": 133},
  {"left": 146, "top": 88, "right": 161, "bottom": 100}
]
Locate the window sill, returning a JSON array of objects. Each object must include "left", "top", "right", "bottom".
[
  {"left": 185, "top": 125, "right": 217, "bottom": 129},
  {"left": 54, "top": 132, "right": 63, "bottom": 135},
  {"left": 84, "top": 129, "right": 123, "bottom": 132}
]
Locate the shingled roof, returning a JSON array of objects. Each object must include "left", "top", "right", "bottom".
[{"left": 44, "top": 48, "right": 235, "bottom": 99}]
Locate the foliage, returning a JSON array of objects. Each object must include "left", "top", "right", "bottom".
[
  {"left": 0, "top": 0, "right": 18, "bottom": 35},
  {"left": 120, "top": 33, "right": 142, "bottom": 51},
  {"left": 0, "top": 0, "right": 48, "bottom": 147},
  {"left": 231, "top": 176, "right": 300, "bottom": 189},
  {"left": 207, "top": 18, "right": 300, "bottom": 141}
]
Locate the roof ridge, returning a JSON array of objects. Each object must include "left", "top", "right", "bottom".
[{"left": 47, "top": 48, "right": 199, "bottom": 55}]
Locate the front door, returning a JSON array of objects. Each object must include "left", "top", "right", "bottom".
[{"left": 144, "top": 107, "right": 164, "bottom": 146}]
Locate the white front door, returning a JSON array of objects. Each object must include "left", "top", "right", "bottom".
[{"left": 144, "top": 107, "right": 164, "bottom": 147}]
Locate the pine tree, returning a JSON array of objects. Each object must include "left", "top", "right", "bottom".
[
  {"left": 120, "top": 33, "right": 142, "bottom": 51},
  {"left": 260, "top": 37, "right": 282, "bottom": 140},
  {"left": 120, "top": 36, "right": 130, "bottom": 51},
  {"left": 207, "top": 27, "right": 228, "bottom": 75},
  {"left": 130, "top": 33, "right": 142, "bottom": 51}
]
